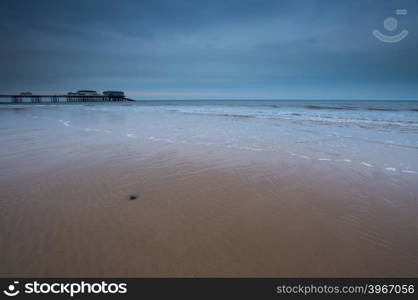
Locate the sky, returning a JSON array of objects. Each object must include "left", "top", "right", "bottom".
[{"left": 1, "top": 0, "right": 417, "bottom": 100}]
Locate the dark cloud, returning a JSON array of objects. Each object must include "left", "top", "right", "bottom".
[{"left": 0, "top": 0, "right": 417, "bottom": 99}]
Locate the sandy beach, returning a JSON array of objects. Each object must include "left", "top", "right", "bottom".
[{"left": 1, "top": 101, "right": 418, "bottom": 277}]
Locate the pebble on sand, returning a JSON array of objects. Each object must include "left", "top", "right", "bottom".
[{"left": 129, "top": 194, "right": 139, "bottom": 200}]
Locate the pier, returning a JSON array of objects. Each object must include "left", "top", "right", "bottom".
[{"left": 0, "top": 92, "right": 135, "bottom": 104}]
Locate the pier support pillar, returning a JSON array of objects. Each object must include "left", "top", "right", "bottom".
[
  {"left": 31, "top": 96, "right": 41, "bottom": 103},
  {"left": 12, "top": 96, "right": 22, "bottom": 103}
]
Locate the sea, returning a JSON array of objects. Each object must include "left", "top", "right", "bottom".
[{"left": 3, "top": 99, "right": 417, "bottom": 173}]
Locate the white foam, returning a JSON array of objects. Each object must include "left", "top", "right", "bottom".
[
  {"left": 236, "top": 146, "right": 263, "bottom": 152},
  {"left": 384, "top": 167, "right": 396, "bottom": 172},
  {"left": 59, "top": 119, "right": 71, "bottom": 127},
  {"left": 361, "top": 162, "right": 373, "bottom": 168},
  {"left": 84, "top": 128, "right": 101, "bottom": 132},
  {"left": 147, "top": 136, "right": 174, "bottom": 143},
  {"left": 318, "top": 158, "right": 331, "bottom": 161},
  {"left": 402, "top": 170, "right": 417, "bottom": 174},
  {"left": 126, "top": 133, "right": 136, "bottom": 138},
  {"left": 335, "top": 158, "right": 351, "bottom": 162}
]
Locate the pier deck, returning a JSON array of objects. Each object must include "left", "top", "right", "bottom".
[{"left": 0, "top": 94, "right": 135, "bottom": 104}]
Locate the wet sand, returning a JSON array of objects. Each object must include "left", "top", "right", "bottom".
[
  {"left": 1, "top": 103, "right": 418, "bottom": 277},
  {"left": 1, "top": 142, "right": 418, "bottom": 277}
]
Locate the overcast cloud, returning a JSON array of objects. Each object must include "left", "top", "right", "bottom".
[{"left": 1, "top": 0, "right": 417, "bottom": 99}]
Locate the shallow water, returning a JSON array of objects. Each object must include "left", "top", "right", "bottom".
[
  {"left": 4, "top": 100, "right": 418, "bottom": 171},
  {"left": 1, "top": 100, "right": 418, "bottom": 277}
]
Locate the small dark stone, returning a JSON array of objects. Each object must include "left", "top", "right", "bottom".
[{"left": 129, "top": 194, "right": 139, "bottom": 200}]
